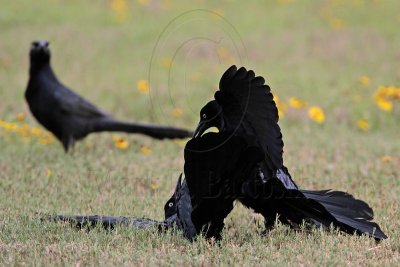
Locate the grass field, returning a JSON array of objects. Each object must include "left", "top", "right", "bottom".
[{"left": 1, "top": 0, "right": 399, "bottom": 265}]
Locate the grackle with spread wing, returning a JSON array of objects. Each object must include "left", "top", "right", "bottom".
[
  {"left": 192, "top": 65, "right": 387, "bottom": 240},
  {"left": 26, "top": 40, "right": 192, "bottom": 152},
  {"left": 164, "top": 132, "right": 263, "bottom": 240}
]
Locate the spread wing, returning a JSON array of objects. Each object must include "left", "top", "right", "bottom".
[
  {"left": 215, "top": 65, "right": 283, "bottom": 169},
  {"left": 53, "top": 83, "right": 107, "bottom": 118}
]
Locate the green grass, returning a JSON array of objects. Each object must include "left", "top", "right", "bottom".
[{"left": 1, "top": 0, "right": 399, "bottom": 265}]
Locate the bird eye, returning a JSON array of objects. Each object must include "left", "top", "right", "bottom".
[
  {"left": 202, "top": 114, "right": 207, "bottom": 119},
  {"left": 168, "top": 202, "right": 174, "bottom": 207}
]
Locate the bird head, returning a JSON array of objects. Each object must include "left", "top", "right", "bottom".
[
  {"left": 193, "top": 100, "right": 224, "bottom": 138},
  {"left": 30, "top": 40, "right": 51, "bottom": 66},
  {"left": 164, "top": 173, "right": 183, "bottom": 220}
]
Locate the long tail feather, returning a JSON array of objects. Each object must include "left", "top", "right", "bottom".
[
  {"left": 42, "top": 214, "right": 164, "bottom": 230},
  {"left": 92, "top": 118, "right": 193, "bottom": 139},
  {"left": 300, "top": 190, "right": 387, "bottom": 240}
]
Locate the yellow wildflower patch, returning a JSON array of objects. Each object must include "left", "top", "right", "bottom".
[
  {"left": 30, "top": 127, "right": 43, "bottom": 136},
  {"left": 111, "top": 0, "right": 128, "bottom": 11},
  {"left": 150, "top": 182, "right": 158, "bottom": 190},
  {"left": 359, "top": 75, "right": 371, "bottom": 87},
  {"left": 160, "top": 57, "right": 172, "bottom": 69},
  {"left": 39, "top": 135, "right": 53, "bottom": 145},
  {"left": 110, "top": 0, "right": 129, "bottom": 22},
  {"left": 273, "top": 94, "right": 287, "bottom": 118},
  {"left": 357, "top": 118, "right": 369, "bottom": 131},
  {"left": 373, "top": 85, "right": 400, "bottom": 111},
  {"left": 329, "top": 18, "right": 345, "bottom": 29},
  {"left": 380, "top": 155, "right": 393, "bottom": 163},
  {"left": 16, "top": 113, "right": 25, "bottom": 122},
  {"left": 376, "top": 98, "right": 393, "bottom": 112},
  {"left": 308, "top": 106, "right": 325, "bottom": 123},
  {"left": 288, "top": 97, "right": 307, "bottom": 109},
  {"left": 277, "top": 102, "right": 287, "bottom": 118},
  {"left": 0, "top": 119, "right": 53, "bottom": 144},
  {"left": 113, "top": 136, "right": 129, "bottom": 149},
  {"left": 140, "top": 145, "right": 152, "bottom": 155},
  {"left": 273, "top": 94, "right": 279, "bottom": 103},
  {"left": 137, "top": 79, "right": 150, "bottom": 94}
]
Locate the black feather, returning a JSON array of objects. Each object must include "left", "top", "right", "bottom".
[{"left": 26, "top": 40, "right": 192, "bottom": 152}]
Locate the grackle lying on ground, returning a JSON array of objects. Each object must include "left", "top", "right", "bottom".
[{"left": 42, "top": 175, "right": 197, "bottom": 239}]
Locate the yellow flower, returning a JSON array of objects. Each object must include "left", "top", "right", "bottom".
[
  {"left": 140, "top": 145, "right": 152, "bottom": 155},
  {"left": 31, "top": 127, "right": 43, "bottom": 136},
  {"left": 39, "top": 136, "right": 53, "bottom": 145},
  {"left": 308, "top": 106, "right": 325, "bottom": 123},
  {"left": 277, "top": 102, "right": 287, "bottom": 118},
  {"left": 329, "top": 18, "right": 345, "bottom": 29},
  {"left": 273, "top": 94, "right": 287, "bottom": 118},
  {"left": 373, "top": 86, "right": 393, "bottom": 111},
  {"left": 357, "top": 118, "right": 369, "bottom": 131},
  {"left": 16, "top": 113, "right": 25, "bottom": 122},
  {"left": 137, "top": 79, "right": 150, "bottom": 94},
  {"left": 288, "top": 97, "right": 307, "bottom": 109},
  {"left": 359, "top": 75, "right": 371, "bottom": 87},
  {"left": 376, "top": 98, "right": 393, "bottom": 112},
  {"left": 160, "top": 57, "right": 172, "bottom": 68},
  {"left": 172, "top": 107, "right": 183, "bottom": 118},
  {"left": 111, "top": 0, "right": 128, "bottom": 11},
  {"left": 384, "top": 86, "right": 395, "bottom": 97},
  {"left": 150, "top": 181, "right": 158, "bottom": 190},
  {"left": 0, "top": 120, "right": 13, "bottom": 131},
  {"left": 380, "top": 155, "right": 392, "bottom": 163},
  {"left": 113, "top": 136, "right": 129, "bottom": 149},
  {"left": 17, "top": 125, "right": 31, "bottom": 137},
  {"left": 110, "top": 0, "right": 129, "bottom": 23},
  {"left": 273, "top": 94, "right": 279, "bottom": 103},
  {"left": 46, "top": 169, "right": 52, "bottom": 177}
]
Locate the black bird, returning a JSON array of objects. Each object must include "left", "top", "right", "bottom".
[
  {"left": 43, "top": 175, "right": 197, "bottom": 239},
  {"left": 193, "top": 65, "right": 387, "bottom": 240},
  {"left": 26, "top": 40, "right": 192, "bottom": 152},
  {"left": 165, "top": 132, "right": 263, "bottom": 240}
]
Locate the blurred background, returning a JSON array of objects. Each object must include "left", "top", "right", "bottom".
[
  {"left": 1, "top": 0, "right": 400, "bottom": 224},
  {"left": 0, "top": 1, "right": 399, "bottom": 264},
  {"left": 1, "top": 0, "right": 399, "bottom": 128}
]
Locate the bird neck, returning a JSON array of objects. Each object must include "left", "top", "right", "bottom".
[{"left": 29, "top": 62, "right": 57, "bottom": 80}]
